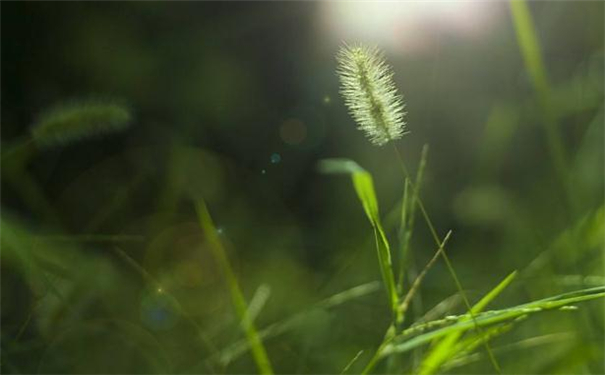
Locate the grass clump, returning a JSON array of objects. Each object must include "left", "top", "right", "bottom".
[
  {"left": 2, "top": 8, "right": 602, "bottom": 373},
  {"left": 196, "top": 200, "right": 274, "bottom": 375},
  {"left": 333, "top": 42, "right": 501, "bottom": 373},
  {"left": 322, "top": 42, "right": 603, "bottom": 374}
]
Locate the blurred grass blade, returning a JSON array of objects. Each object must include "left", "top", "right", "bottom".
[
  {"left": 205, "top": 284, "right": 272, "bottom": 341},
  {"left": 112, "top": 246, "right": 222, "bottom": 373},
  {"left": 418, "top": 271, "right": 516, "bottom": 374},
  {"left": 248, "top": 284, "right": 272, "bottom": 323},
  {"left": 476, "top": 104, "right": 519, "bottom": 179},
  {"left": 452, "top": 320, "right": 518, "bottom": 356},
  {"left": 1, "top": 216, "right": 47, "bottom": 290},
  {"left": 195, "top": 200, "right": 274, "bottom": 375},
  {"left": 509, "top": 0, "right": 568, "bottom": 187},
  {"left": 34, "top": 235, "right": 144, "bottom": 242},
  {"left": 3, "top": 168, "right": 63, "bottom": 227},
  {"left": 319, "top": 158, "right": 399, "bottom": 317},
  {"left": 524, "top": 205, "right": 604, "bottom": 277},
  {"left": 442, "top": 321, "right": 520, "bottom": 371},
  {"left": 217, "top": 282, "right": 380, "bottom": 366},
  {"left": 509, "top": 0, "right": 549, "bottom": 99},
  {"left": 445, "top": 332, "right": 574, "bottom": 371},
  {"left": 341, "top": 350, "right": 364, "bottom": 374}
]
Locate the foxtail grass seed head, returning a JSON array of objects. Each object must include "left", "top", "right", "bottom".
[
  {"left": 31, "top": 100, "right": 132, "bottom": 148},
  {"left": 336, "top": 44, "right": 407, "bottom": 146}
]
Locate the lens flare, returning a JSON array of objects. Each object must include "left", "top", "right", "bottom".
[{"left": 319, "top": 2, "right": 504, "bottom": 55}]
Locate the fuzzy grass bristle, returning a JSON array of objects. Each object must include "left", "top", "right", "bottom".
[
  {"left": 336, "top": 44, "right": 407, "bottom": 146},
  {"left": 31, "top": 99, "right": 132, "bottom": 148}
]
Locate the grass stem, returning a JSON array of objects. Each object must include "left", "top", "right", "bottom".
[
  {"left": 196, "top": 200, "right": 274, "bottom": 375},
  {"left": 391, "top": 143, "right": 502, "bottom": 374}
]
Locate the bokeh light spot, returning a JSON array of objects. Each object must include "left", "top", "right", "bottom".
[
  {"left": 280, "top": 118, "right": 307, "bottom": 145},
  {"left": 173, "top": 261, "right": 205, "bottom": 288},
  {"left": 140, "top": 290, "right": 179, "bottom": 331},
  {"left": 270, "top": 153, "right": 281, "bottom": 164}
]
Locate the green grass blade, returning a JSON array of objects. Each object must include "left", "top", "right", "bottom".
[
  {"left": 397, "top": 178, "right": 410, "bottom": 293},
  {"left": 398, "top": 231, "right": 453, "bottom": 324},
  {"left": 319, "top": 158, "right": 399, "bottom": 317},
  {"left": 472, "top": 271, "right": 518, "bottom": 314},
  {"left": 407, "top": 144, "right": 429, "bottom": 235},
  {"left": 398, "top": 144, "right": 429, "bottom": 296},
  {"left": 341, "top": 350, "right": 365, "bottom": 374},
  {"left": 509, "top": 0, "right": 569, "bottom": 187},
  {"left": 247, "top": 284, "right": 272, "bottom": 323},
  {"left": 442, "top": 321, "right": 521, "bottom": 371},
  {"left": 383, "top": 286, "right": 605, "bottom": 357},
  {"left": 195, "top": 200, "right": 274, "bottom": 375},
  {"left": 509, "top": 0, "right": 549, "bottom": 98},
  {"left": 452, "top": 320, "right": 519, "bottom": 357},
  {"left": 216, "top": 282, "right": 380, "bottom": 366},
  {"left": 418, "top": 271, "right": 517, "bottom": 374},
  {"left": 390, "top": 144, "right": 502, "bottom": 373},
  {"left": 445, "top": 332, "right": 574, "bottom": 371}
]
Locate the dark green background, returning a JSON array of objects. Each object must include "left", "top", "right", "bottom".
[{"left": 2, "top": 2, "right": 603, "bottom": 374}]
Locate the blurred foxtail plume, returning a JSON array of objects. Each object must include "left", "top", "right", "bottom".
[{"left": 31, "top": 99, "right": 132, "bottom": 148}]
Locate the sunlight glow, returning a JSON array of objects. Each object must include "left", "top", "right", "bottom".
[{"left": 319, "top": 2, "right": 504, "bottom": 55}]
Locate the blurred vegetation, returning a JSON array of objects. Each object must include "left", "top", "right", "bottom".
[{"left": 1, "top": 2, "right": 603, "bottom": 374}]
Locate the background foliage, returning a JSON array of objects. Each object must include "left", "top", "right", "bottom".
[{"left": 2, "top": 2, "right": 604, "bottom": 374}]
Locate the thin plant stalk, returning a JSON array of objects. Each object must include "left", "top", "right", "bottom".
[
  {"left": 195, "top": 200, "right": 274, "bottom": 375},
  {"left": 509, "top": 0, "right": 576, "bottom": 214},
  {"left": 363, "top": 231, "right": 452, "bottom": 375},
  {"left": 399, "top": 230, "right": 453, "bottom": 323},
  {"left": 336, "top": 44, "right": 500, "bottom": 373},
  {"left": 397, "top": 144, "right": 429, "bottom": 320},
  {"left": 391, "top": 143, "right": 502, "bottom": 374}
]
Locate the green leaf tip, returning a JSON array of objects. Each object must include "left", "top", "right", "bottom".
[
  {"left": 31, "top": 99, "right": 132, "bottom": 148},
  {"left": 336, "top": 43, "right": 408, "bottom": 146},
  {"left": 318, "top": 158, "right": 398, "bottom": 316}
]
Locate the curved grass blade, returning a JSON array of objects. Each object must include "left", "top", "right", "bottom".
[
  {"left": 444, "top": 332, "right": 574, "bottom": 371},
  {"left": 382, "top": 286, "right": 605, "bottom": 357},
  {"left": 216, "top": 281, "right": 380, "bottom": 366},
  {"left": 418, "top": 271, "right": 517, "bottom": 374},
  {"left": 319, "top": 158, "right": 398, "bottom": 318}
]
